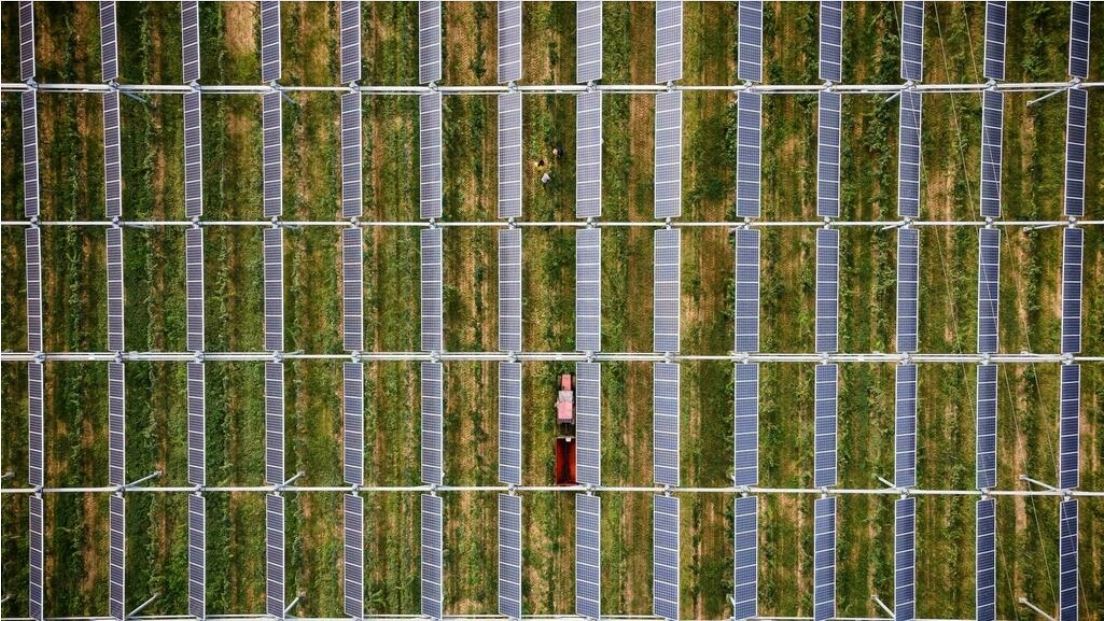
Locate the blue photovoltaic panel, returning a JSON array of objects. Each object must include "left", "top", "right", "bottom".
[
  {"left": 184, "top": 92, "right": 203, "bottom": 218},
  {"left": 815, "top": 228, "right": 839, "bottom": 354},
  {"left": 498, "top": 93, "right": 523, "bottom": 219},
  {"left": 980, "top": 90, "right": 1003, "bottom": 218},
  {"left": 1059, "top": 499, "right": 1078, "bottom": 621},
  {"left": 733, "top": 495, "right": 758, "bottom": 621},
  {"left": 20, "top": 1, "right": 35, "bottom": 81},
  {"left": 341, "top": 92, "right": 363, "bottom": 218},
  {"left": 108, "top": 362, "right": 126, "bottom": 487},
  {"left": 736, "top": 92, "right": 762, "bottom": 218},
  {"left": 1068, "top": 1, "right": 1090, "bottom": 79},
  {"left": 22, "top": 91, "right": 39, "bottom": 218},
  {"left": 265, "top": 362, "right": 284, "bottom": 486},
  {"left": 814, "top": 364, "right": 838, "bottom": 488},
  {"left": 499, "top": 229, "right": 523, "bottom": 353},
  {"left": 100, "top": 1, "right": 118, "bottom": 83},
  {"left": 30, "top": 494, "right": 45, "bottom": 619},
  {"left": 576, "top": 92, "right": 603, "bottom": 218},
  {"left": 738, "top": 0, "right": 763, "bottom": 83},
  {"left": 421, "top": 362, "right": 444, "bottom": 486},
  {"left": 186, "top": 227, "right": 204, "bottom": 352},
  {"left": 109, "top": 494, "right": 125, "bottom": 621},
  {"left": 734, "top": 229, "right": 760, "bottom": 353},
  {"left": 260, "top": 0, "right": 281, "bottom": 83},
  {"left": 107, "top": 226, "right": 124, "bottom": 352},
  {"left": 976, "top": 364, "right": 997, "bottom": 490},
  {"left": 344, "top": 362, "right": 364, "bottom": 487},
  {"left": 187, "top": 361, "right": 205, "bottom": 486},
  {"left": 497, "top": 1, "right": 522, "bottom": 84},
  {"left": 421, "top": 228, "right": 443, "bottom": 352},
  {"left": 344, "top": 494, "right": 364, "bottom": 619},
  {"left": 977, "top": 228, "right": 1000, "bottom": 354},
  {"left": 576, "top": 362, "right": 601, "bottom": 486},
  {"left": 340, "top": 0, "right": 361, "bottom": 84},
  {"left": 421, "top": 494, "right": 444, "bottom": 620},
  {"left": 419, "top": 0, "right": 442, "bottom": 84},
  {"left": 25, "top": 227, "right": 43, "bottom": 353},
  {"left": 1062, "top": 227, "right": 1083, "bottom": 354},
  {"left": 265, "top": 493, "right": 285, "bottom": 618},
  {"left": 733, "top": 363, "right": 759, "bottom": 487},
  {"left": 264, "top": 227, "right": 284, "bottom": 352},
  {"left": 976, "top": 498, "right": 996, "bottom": 621},
  {"left": 104, "top": 91, "right": 122, "bottom": 218},
  {"left": 653, "top": 495, "right": 680, "bottom": 621},
  {"left": 498, "top": 362, "right": 522, "bottom": 486},
  {"left": 654, "top": 363, "right": 680, "bottom": 487},
  {"left": 1064, "top": 88, "right": 1087, "bottom": 217},
  {"left": 188, "top": 493, "right": 206, "bottom": 620},
  {"left": 817, "top": 91, "right": 841, "bottom": 218},
  {"left": 813, "top": 496, "right": 836, "bottom": 621},
  {"left": 576, "top": 494, "right": 601, "bottom": 620},
  {"left": 343, "top": 228, "right": 363, "bottom": 353},
  {"left": 653, "top": 228, "right": 681, "bottom": 353},
  {"left": 819, "top": 1, "right": 842, "bottom": 82},
  {"left": 655, "top": 1, "right": 682, "bottom": 84},
  {"left": 898, "top": 90, "right": 922, "bottom": 219},
  {"left": 420, "top": 92, "right": 443, "bottom": 219},
  {"left": 28, "top": 362, "right": 44, "bottom": 488},
  {"left": 654, "top": 90, "right": 682, "bottom": 219},
  {"left": 182, "top": 0, "right": 200, "bottom": 84},
  {"left": 895, "top": 364, "right": 918, "bottom": 489},
  {"left": 895, "top": 497, "right": 916, "bottom": 621},
  {"left": 896, "top": 227, "right": 920, "bottom": 353},
  {"left": 1059, "top": 364, "right": 1079, "bottom": 490},
  {"left": 983, "top": 1, "right": 1006, "bottom": 81},
  {"left": 498, "top": 494, "right": 523, "bottom": 619},
  {"left": 900, "top": 1, "right": 924, "bottom": 82},
  {"left": 263, "top": 91, "right": 282, "bottom": 218},
  {"left": 576, "top": 228, "right": 602, "bottom": 352},
  {"left": 577, "top": 1, "right": 602, "bottom": 84}
]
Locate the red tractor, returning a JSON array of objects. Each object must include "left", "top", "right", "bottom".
[{"left": 554, "top": 373, "right": 577, "bottom": 485}]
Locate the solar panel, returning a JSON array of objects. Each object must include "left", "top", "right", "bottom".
[
  {"left": 497, "top": 1, "right": 522, "bottom": 84},
  {"left": 106, "top": 226, "right": 125, "bottom": 352},
  {"left": 263, "top": 91, "right": 283, "bottom": 218},
  {"left": 576, "top": 362, "right": 601, "bottom": 486},
  {"left": 1058, "top": 364, "right": 1079, "bottom": 490},
  {"left": 341, "top": 92, "right": 363, "bottom": 218},
  {"left": 1068, "top": 1, "right": 1090, "bottom": 79},
  {"left": 815, "top": 228, "right": 839, "bottom": 354},
  {"left": 576, "top": 92, "right": 603, "bottom": 218},
  {"left": 264, "top": 227, "right": 284, "bottom": 352},
  {"left": 265, "top": 362, "right": 284, "bottom": 486},
  {"left": 817, "top": 91, "right": 841, "bottom": 218},
  {"left": 187, "top": 361, "right": 205, "bottom": 486},
  {"left": 813, "top": 496, "right": 836, "bottom": 621},
  {"left": 184, "top": 92, "right": 203, "bottom": 218},
  {"left": 109, "top": 494, "right": 125, "bottom": 621},
  {"left": 419, "top": 0, "right": 442, "bottom": 84},
  {"left": 654, "top": 363, "right": 680, "bottom": 487},
  {"left": 28, "top": 362, "right": 44, "bottom": 488},
  {"left": 344, "top": 493, "right": 364, "bottom": 619},
  {"left": 22, "top": 90, "right": 39, "bottom": 218},
  {"left": 499, "top": 229, "right": 523, "bottom": 353},
  {"left": 19, "top": 0, "right": 35, "bottom": 81},
  {"left": 900, "top": 1, "right": 924, "bottom": 82},
  {"left": 181, "top": 0, "right": 200, "bottom": 83},
  {"left": 1059, "top": 499, "right": 1078, "bottom": 621},
  {"left": 975, "top": 498, "right": 996, "bottom": 621},
  {"left": 654, "top": 90, "right": 682, "bottom": 219},
  {"left": 260, "top": 0, "right": 281, "bottom": 83},
  {"left": 655, "top": 1, "right": 683, "bottom": 84},
  {"left": 421, "top": 362, "right": 444, "bottom": 486},
  {"left": 186, "top": 227, "right": 205, "bottom": 352},
  {"left": 975, "top": 364, "right": 997, "bottom": 490},
  {"left": 576, "top": 494, "right": 601, "bottom": 620},
  {"left": 188, "top": 493, "right": 206, "bottom": 620},
  {"left": 421, "top": 228, "right": 443, "bottom": 352},
  {"left": 100, "top": 1, "right": 118, "bottom": 82},
  {"left": 653, "top": 228, "right": 681, "bottom": 354},
  {"left": 30, "top": 494, "right": 44, "bottom": 621},
  {"left": 736, "top": 92, "right": 762, "bottom": 218},
  {"left": 420, "top": 92, "right": 443, "bottom": 219},
  {"left": 738, "top": 0, "right": 763, "bottom": 83},
  {"left": 982, "top": 1, "right": 1006, "bottom": 81},
  {"left": 894, "top": 497, "right": 916, "bottom": 621},
  {"left": 344, "top": 362, "right": 364, "bottom": 487},
  {"left": 576, "top": 228, "right": 602, "bottom": 352},
  {"left": 977, "top": 228, "right": 1000, "bottom": 355},
  {"left": 421, "top": 494, "right": 444, "bottom": 620},
  {"left": 895, "top": 364, "right": 918, "bottom": 489},
  {"left": 265, "top": 493, "right": 285, "bottom": 618},
  {"left": 498, "top": 93, "right": 523, "bottom": 219},
  {"left": 733, "top": 495, "right": 758, "bottom": 621},
  {"left": 340, "top": 0, "right": 361, "bottom": 84},
  {"left": 733, "top": 363, "right": 759, "bottom": 487},
  {"left": 653, "top": 494, "right": 680, "bottom": 621},
  {"left": 104, "top": 91, "right": 122, "bottom": 218},
  {"left": 498, "top": 494, "right": 523, "bottom": 619},
  {"left": 343, "top": 228, "right": 364, "bottom": 352},
  {"left": 896, "top": 227, "right": 920, "bottom": 354},
  {"left": 819, "top": 1, "right": 843, "bottom": 82},
  {"left": 979, "top": 90, "right": 1003, "bottom": 218},
  {"left": 1064, "top": 88, "right": 1087, "bottom": 217},
  {"left": 898, "top": 90, "right": 922, "bottom": 219},
  {"left": 498, "top": 362, "right": 523, "bottom": 486},
  {"left": 576, "top": 0, "right": 603, "bottom": 84},
  {"left": 25, "top": 227, "right": 43, "bottom": 353},
  {"left": 1061, "top": 227, "right": 1083, "bottom": 355},
  {"left": 814, "top": 364, "right": 838, "bottom": 488},
  {"left": 734, "top": 229, "right": 760, "bottom": 354},
  {"left": 108, "top": 361, "right": 126, "bottom": 487}
]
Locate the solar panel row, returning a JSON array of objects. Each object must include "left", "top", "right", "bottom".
[
  {"left": 497, "top": 1, "right": 522, "bottom": 84},
  {"left": 1064, "top": 88, "right": 1087, "bottom": 218},
  {"left": 1059, "top": 499, "right": 1078, "bottom": 621},
  {"left": 895, "top": 364, "right": 918, "bottom": 489},
  {"left": 341, "top": 91, "right": 363, "bottom": 219},
  {"left": 30, "top": 494, "right": 44, "bottom": 621},
  {"left": 1059, "top": 364, "right": 1080, "bottom": 491},
  {"left": 733, "top": 495, "right": 758, "bottom": 621},
  {"left": 106, "top": 226, "right": 125, "bottom": 352},
  {"left": 344, "top": 362, "right": 364, "bottom": 487},
  {"left": 813, "top": 496, "right": 836, "bottom": 621},
  {"left": 184, "top": 92, "right": 203, "bottom": 218},
  {"left": 264, "top": 227, "right": 284, "bottom": 352},
  {"left": 975, "top": 498, "right": 996, "bottom": 621},
  {"left": 22, "top": 91, "right": 39, "bottom": 218},
  {"left": 654, "top": 362, "right": 680, "bottom": 487},
  {"left": 1068, "top": 1, "right": 1090, "bottom": 80},
  {"left": 819, "top": 1, "right": 843, "bottom": 83},
  {"left": 265, "top": 361, "right": 285, "bottom": 486},
  {"left": 576, "top": 228, "right": 602, "bottom": 352},
  {"left": 263, "top": 91, "right": 283, "bottom": 218},
  {"left": 654, "top": 228, "right": 681, "bottom": 353},
  {"left": 104, "top": 91, "right": 122, "bottom": 218},
  {"left": 576, "top": 1, "right": 603, "bottom": 84},
  {"left": 736, "top": 92, "right": 762, "bottom": 218},
  {"left": 187, "top": 361, "right": 205, "bottom": 487},
  {"left": 188, "top": 493, "right": 206, "bottom": 620},
  {"left": 896, "top": 227, "right": 920, "bottom": 353},
  {"left": 340, "top": 0, "right": 361, "bottom": 85},
  {"left": 499, "top": 229, "right": 523, "bottom": 353},
  {"left": 260, "top": 0, "right": 281, "bottom": 83},
  {"left": 19, "top": 0, "right": 35, "bottom": 82},
  {"left": 498, "top": 93, "right": 523, "bottom": 219},
  {"left": 421, "top": 494, "right": 444, "bottom": 620},
  {"left": 815, "top": 228, "right": 839, "bottom": 354},
  {"left": 29, "top": 362, "right": 45, "bottom": 488},
  {"left": 576, "top": 362, "right": 601, "bottom": 486},
  {"left": 734, "top": 229, "right": 760, "bottom": 354},
  {"left": 422, "top": 362, "right": 444, "bottom": 486},
  {"left": 25, "top": 226, "right": 43, "bottom": 353},
  {"left": 900, "top": 1, "right": 924, "bottom": 82},
  {"left": 344, "top": 493, "right": 364, "bottom": 618},
  {"left": 421, "top": 228, "right": 443, "bottom": 352},
  {"left": 983, "top": 1, "right": 1006, "bottom": 81},
  {"left": 181, "top": 0, "right": 200, "bottom": 84},
  {"left": 498, "top": 362, "right": 523, "bottom": 485},
  {"left": 100, "top": 1, "right": 118, "bottom": 83},
  {"left": 420, "top": 92, "right": 443, "bottom": 219},
  {"left": 576, "top": 494, "right": 601, "bottom": 620},
  {"left": 979, "top": 90, "right": 1003, "bottom": 218},
  {"left": 895, "top": 497, "right": 916, "bottom": 621},
  {"left": 977, "top": 228, "right": 1000, "bottom": 354},
  {"left": 265, "top": 493, "right": 285, "bottom": 618},
  {"left": 109, "top": 494, "right": 126, "bottom": 621},
  {"left": 655, "top": 1, "right": 683, "bottom": 84},
  {"left": 814, "top": 364, "right": 838, "bottom": 488},
  {"left": 343, "top": 228, "right": 364, "bottom": 353},
  {"left": 1062, "top": 227, "right": 1083, "bottom": 355},
  {"left": 108, "top": 361, "right": 126, "bottom": 487},
  {"left": 738, "top": 0, "right": 763, "bottom": 83},
  {"left": 975, "top": 364, "right": 998, "bottom": 490},
  {"left": 576, "top": 92, "right": 603, "bottom": 218},
  {"left": 653, "top": 495, "right": 680, "bottom": 621},
  {"left": 419, "top": 0, "right": 442, "bottom": 85},
  {"left": 733, "top": 363, "right": 759, "bottom": 487},
  {"left": 655, "top": 91, "right": 683, "bottom": 219},
  {"left": 898, "top": 90, "right": 922, "bottom": 219},
  {"left": 817, "top": 91, "right": 841, "bottom": 218},
  {"left": 498, "top": 494, "right": 523, "bottom": 619},
  {"left": 186, "top": 227, "right": 204, "bottom": 352}
]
